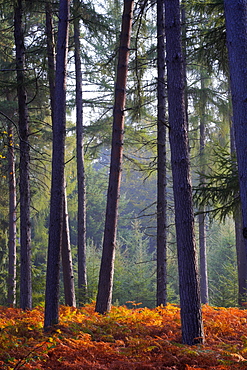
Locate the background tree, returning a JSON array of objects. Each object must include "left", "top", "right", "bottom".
[
  {"left": 7, "top": 121, "right": 16, "bottom": 307},
  {"left": 62, "top": 184, "right": 76, "bottom": 306},
  {"left": 73, "top": 0, "right": 87, "bottom": 305},
  {"left": 156, "top": 0, "right": 167, "bottom": 307},
  {"left": 14, "top": 0, "right": 32, "bottom": 310},
  {"left": 198, "top": 68, "right": 209, "bottom": 304}
]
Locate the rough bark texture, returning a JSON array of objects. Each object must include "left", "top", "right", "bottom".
[
  {"left": 224, "top": 0, "right": 247, "bottom": 300},
  {"left": 199, "top": 212, "right": 208, "bottom": 304},
  {"left": 95, "top": 0, "right": 134, "bottom": 314},
  {"left": 181, "top": 1, "right": 189, "bottom": 131},
  {"left": 45, "top": 1, "right": 56, "bottom": 121},
  {"left": 164, "top": 0, "right": 204, "bottom": 345},
  {"left": 234, "top": 204, "right": 247, "bottom": 304},
  {"left": 7, "top": 122, "right": 16, "bottom": 307},
  {"left": 44, "top": 0, "right": 70, "bottom": 329},
  {"left": 74, "top": 0, "right": 87, "bottom": 306},
  {"left": 230, "top": 120, "right": 247, "bottom": 305},
  {"left": 62, "top": 185, "right": 76, "bottom": 307},
  {"left": 14, "top": 0, "right": 32, "bottom": 310},
  {"left": 46, "top": 0, "right": 76, "bottom": 308},
  {"left": 198, "top": 71, "right": 209, "bottom": 305},
  {"left": 156, "top": 0, "right": 167, "bottom": 307}
]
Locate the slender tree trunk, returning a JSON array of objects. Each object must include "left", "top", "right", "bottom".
[
  {"left": 45, "top": 1, "right": 56, "bottom": 122},
  {"left": 95, "top": 0, "right": 134, "bottom": 314},
  {"left": 46, "top": 0, "right": 76, "bottom": 308},
  {"left": 198, "top": 214, "right": 208, "bottom": 304},
  {"left": 224, "top": 0, "right": 247, "bottom": 301},
  {"left": 164, "top": 0, "right": 204, "bottom": 345},
  {"left": 156, "top": 0, "right": 167, "bottom": 307},
  {"left": 181, "top": 0, "right": 188, "bottom": 131},
  {"left": 230, "top": 110, "right": 247, "bottom": 305},
  {"left": 62, "top": 185, "right": 76, "bottom": 306},
  {"left": 7, "top": 122, "right": 16, "bottom": 307},
  {"left": 234, "top": 203, "right": 247, "bottom": 304},
  {"left": 198, "top": 70, "right": 209, "bottom": 305},
  {"left": 74, "top": 0, "right": 87, "bottom": 306},
  {"left": 14, "top": 0, "right": 32, "bottom": 310},
  {"left": 44, "top": 0, "right": 70, "bottom": 329}
]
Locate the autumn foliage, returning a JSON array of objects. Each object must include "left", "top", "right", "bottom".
[{"left": 1, "top": 303, "right": 247, "bottom": 369}]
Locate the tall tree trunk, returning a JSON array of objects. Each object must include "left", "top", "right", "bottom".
[
  {"left": 181, "top": 0, "right": 188, "bottom": 131},
  {"left": 45, "top": 0, "right": 56, "bottom": 123},
  {"left": 14, "top": 0, "right": 32, "bottom": 310},
  {"left": 234, "top": 203, "right": 247, "bottom": 304},
  {"left": 224, "top": 0, "right": 247, "bottom": 301},
  {"left": 230, "top": 109, "right": 247, "bottom": 305},
  {"left": 62, "top": 184, "right": 76, "bottom": 306},
  {"left": 74, "top": 0, "right": 87, "bottom": 306},
  {"left": 198, "top": 70, "right": 209, "bottom": 305},
  {"left": 95, "top": 0, "right": 134, "bottom": 314},
  {"left": 44, "top": 0, "right": 70, "bottom": 329},
  {"left": 46, "top": 0, "right": 76, "bottom": 308},
  {"left": 7, "top": 122, "right": 16, "bottom": 307},
  {"left": 164, "top": 0, "right": 204, "bottom": 345},
  {"left": 156, "top": 0, "right": 167, "bottom": 307}
]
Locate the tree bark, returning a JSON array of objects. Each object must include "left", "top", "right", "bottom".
[
  {"left": 198, "top": 70, "right": 209, "bottom": 305},
  {"left": 230, "top": 107, "right": 247, "bottom": 305},
  {"left": 181, "top": 0, "right": 189, "bottom": 131},
  {"left": 224, "top": 0, "right": 247, "bottom": 301},
  {"left": 156, "top": 0, "right": 167, "bottom": 307},
  {"left": 62, "top": 185, "right": 76, "bottom": 307},
  {"left": 44, "top": 0, "right": 70, "bottom": 329},
  {"left": 234, "top": 203, "right": 247, "bottom": 304},
  {"left": 45, "top": 0, "right": 56, "bottom": 122},
  {"left": 14, "top": 0, "right": 32, "bottom": 310},
  {"left": 45, "top": 0, "right": 76, "bottom": 308},
  {"left": 7, "top": 122, "right": 16, "bottom": 307},
  {"left": 74, "top": 0, "right": 87, "bottom": 306},
  {"left": 164, "top": 0, "right": 204, "bottom": 345},
  {"left": 95, "top": 0, "right": 134, "bottom": 314}
]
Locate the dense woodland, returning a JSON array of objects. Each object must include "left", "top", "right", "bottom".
[{"left": 0, "top": 0, "right": 246, "bottom": 346}]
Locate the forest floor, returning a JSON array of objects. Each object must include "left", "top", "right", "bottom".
[{"left": 1, "top": 302, "right": 247, "bottom": 369}]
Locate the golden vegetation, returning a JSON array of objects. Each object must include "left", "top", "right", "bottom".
[{"left": 1, "top": 303, "right": 247, "bottom": 369}]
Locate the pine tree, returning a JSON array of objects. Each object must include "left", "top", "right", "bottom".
[
  {"left": 95, "top": 0, "right": 134, "bottom": 314},
  {"left": 156, "top": 0, "right": 167, "bottom": 307},
  {"left": 45, "top": 0, "right": 76, "bottom": 308},
  {"left": 164, "top": 0, "right": 204, "bottom": 345},
  {"left": 73, "top": 0, "right": 87, "bottom": 305},
  {"left": 44, "top": 0, "right": 70, "bottom": 329},
  {"left": 7, "top": 120, "right": 16, "bottom": 307},
  {"left": 224, "top": 0, "right": 247, "bottom": 305},
  {"left": 14, "top": 0, "right": 32, "bottom": 310},
  {"left": 198, "top": 68, "right": 209, "bottom": 304},
  {"left": 62, "top": 184, "right": 76, "bottom": 306}
]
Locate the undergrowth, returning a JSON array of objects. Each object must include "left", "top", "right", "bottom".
[{"left": 0, "top": 303, "right": 247, "bottom": 369}]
